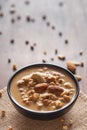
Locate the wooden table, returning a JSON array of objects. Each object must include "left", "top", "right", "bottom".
[{"left": 0, "top": 0, "right": 87, "bottom": 94}]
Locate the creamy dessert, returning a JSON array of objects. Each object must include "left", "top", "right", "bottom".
[{"left": 10, "top": 66, "right": 76, "bottom": 111}]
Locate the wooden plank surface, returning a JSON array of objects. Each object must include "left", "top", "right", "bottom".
[{"left": 0, "top": 0, "right": 87, "bottom": 94}]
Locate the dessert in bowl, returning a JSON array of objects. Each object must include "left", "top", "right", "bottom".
[{"left": 7, "top": 64, "right": 80, "bottom": 120}]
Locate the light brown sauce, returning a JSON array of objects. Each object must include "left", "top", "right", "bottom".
[{"left": 10, "top": 66, "right": 76, "bottom": 111}]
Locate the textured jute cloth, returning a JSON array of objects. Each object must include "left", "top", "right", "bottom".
[{"left": 0, "top": 87, "right": 87, "bottom": 130}]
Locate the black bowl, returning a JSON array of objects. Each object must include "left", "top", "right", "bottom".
[{"left": 7, "top": 64, "right": 80, "bottom": 120}]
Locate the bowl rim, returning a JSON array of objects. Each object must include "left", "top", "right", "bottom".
[{"left": 7, "top": 63, "right": 80, "bottom": 114}]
